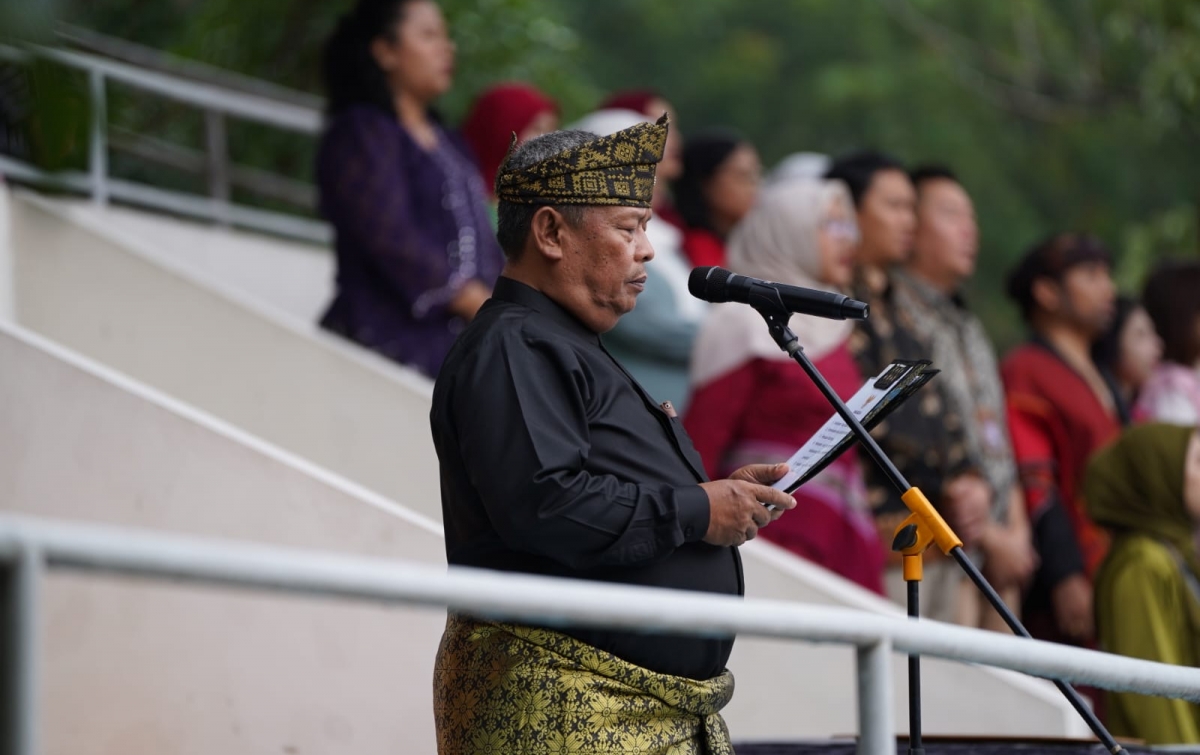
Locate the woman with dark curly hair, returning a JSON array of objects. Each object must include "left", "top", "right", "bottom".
[{"left": 317, "top": 0, "right": 503, "bottom": 378}]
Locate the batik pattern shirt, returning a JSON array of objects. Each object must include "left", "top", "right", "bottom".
[
  {"left": 848, "top": 268, "right": 973, "bottom": 541},
  {"left": 892, "top": 269, "right": 1017, "bottom": 523}
]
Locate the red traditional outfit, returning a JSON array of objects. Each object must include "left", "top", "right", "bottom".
[
  {"left": 1002, "top": 340, "right": 1121, "bottom": 637},
  {"left": 686, "top": 345, "right": 884, "bottom": 594},
  {"left": 683, "top": 181, "right": 884, "bottom": 594}
]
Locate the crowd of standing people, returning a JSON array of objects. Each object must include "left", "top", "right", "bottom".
[{"left": 315, "top": 0, "right": 1200, "bottom": 747}]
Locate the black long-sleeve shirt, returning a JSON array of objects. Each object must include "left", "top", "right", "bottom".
[{"left": 431, "top": 276, "right": 742, "bottom": 680}]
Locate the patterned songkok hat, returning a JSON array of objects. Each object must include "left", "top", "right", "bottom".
[{"left": 495, "top": 114, "right": 668, "bottom": 208}]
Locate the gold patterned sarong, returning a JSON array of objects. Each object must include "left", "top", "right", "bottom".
[{"left": 433, "top": 614, "right": 735, "bottom": 755}]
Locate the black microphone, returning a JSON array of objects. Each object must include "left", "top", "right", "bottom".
[{"left": 688, "top": 266, "right": 869, "bottom": 321}]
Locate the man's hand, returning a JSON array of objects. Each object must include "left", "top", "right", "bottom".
[
  {"left": 942, "top": 473, "right": 992, "bottom": 548},
  {"left": 699, "top": 463, "right": 796, "bottom": 547},
  {"left": 1052, "top": 573, "right": 1094, "bottom": 642},
  {"left": 979, "top": 523, "right": 1038, "bottom": 590}
]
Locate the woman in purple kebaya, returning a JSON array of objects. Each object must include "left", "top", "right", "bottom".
[{"left": 317, "top": 0, "right": 503, "bottom": 377}]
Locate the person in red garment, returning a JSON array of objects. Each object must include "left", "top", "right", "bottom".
[
  {"left": 1002, "top": 233, "right": 1120, "bottom": 646},
  {"left": 684, "top": 178, "right": 885, "bottom": 593},
  {"left": 671, "top": 130, "right": 762, "bottom": 269},
  {"left": 460, "top": 82, "right": 558, "bottom": 206}
]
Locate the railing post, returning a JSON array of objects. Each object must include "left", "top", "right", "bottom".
[
  {"left": 204, "top": 109, "right": 230, "bottom": 226},
  {"left": 1, "top": 543, "right": 43, "bottom": 755},
  {"left": 856, "top": 638, "right": 895, "bottom": 755},
  {"left": 88, "top": 69, "right": 108, "bottom": 206}
]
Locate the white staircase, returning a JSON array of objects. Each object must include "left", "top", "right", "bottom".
[{"left": 0, "top": 181, "right": 1088, "bottom": 744}]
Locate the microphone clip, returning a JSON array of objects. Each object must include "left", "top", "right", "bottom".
[{"left": 750, "top": 290, "right": 804, "bottom": 358}]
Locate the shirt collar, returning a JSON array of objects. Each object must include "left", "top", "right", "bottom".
[{"left": 492, "top": 276, "right": 601, "bottom": 344}]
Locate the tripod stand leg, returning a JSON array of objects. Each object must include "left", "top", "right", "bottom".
[
  {"left": 950, "top": 548, "right": 1123, "bottom": 753},
  {"left": 751, "top": 311, "right": 1127, "bottom": 751},
  {"left": 904, "top": 554, "right": 924, "bottom": 755}
]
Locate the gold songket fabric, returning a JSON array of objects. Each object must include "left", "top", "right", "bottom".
[
  {"left": 433, "top": 614, "right": 735, "bottom": 754},
  {"left": 494, "top": 115, "right": 668, "bottom": 208}
]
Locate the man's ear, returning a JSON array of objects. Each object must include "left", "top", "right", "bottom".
[
  {"left": 1031, "top": 276, "right": 1061, "bottom": 315},
  {"left": 529, "top": 207, "right": 569, "bottom": 262}
]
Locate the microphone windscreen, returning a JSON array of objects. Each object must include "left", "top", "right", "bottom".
[
  {"left": 688, "top": 266, "right": 715, "bottom": 300},
  {"left": 688, "top": 266, "right": 733, "bottom": 302}
]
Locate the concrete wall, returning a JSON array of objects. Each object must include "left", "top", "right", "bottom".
[
  {"left": 7, "top": 191, "right": 444, "bottom": 524},
  {"left": 1, "top": 323, "right": 447, "bottom": 755},
  {"left": 0, "top": 183, "right": 13, "bottom": 320}
]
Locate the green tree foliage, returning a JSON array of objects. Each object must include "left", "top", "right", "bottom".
[
  {"left": 42, "top": 0, "right": 1200, "bottom": 345},
  {"left": 561, "top": 0, "right": 1199, "bottom": 345}
]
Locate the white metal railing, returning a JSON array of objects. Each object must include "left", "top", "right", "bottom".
[
  {"left": 0, "top": 42, "right": 329, "bottom": 244},
  {"left": 3, "top": 513, "right": 1200, "bottom": 755}
]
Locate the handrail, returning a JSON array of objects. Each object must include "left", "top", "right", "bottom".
[
  {"left": 55, "top": 23, "right": 325, "bottom": 111},
  {"left": 2, "top": 43, "right": 320, "bottom": 132},
  {"left": 0, "top": 41, "right": 326, "bottom": 243},
  {"left": 2, "top": 513, "right": 1199, "bottom": 755}
]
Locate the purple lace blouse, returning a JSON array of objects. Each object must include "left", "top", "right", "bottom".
[{"left": 316, "top": 105, "right": 504, "bottom": 377}]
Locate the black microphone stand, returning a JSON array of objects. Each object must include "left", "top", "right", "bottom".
[{"left": 748, "top": 291, "right": 1122, "bottom": 755}]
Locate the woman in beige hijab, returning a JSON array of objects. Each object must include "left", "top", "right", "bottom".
[{"left": 683, "top": 179, "right": 885, "bottom": 593}]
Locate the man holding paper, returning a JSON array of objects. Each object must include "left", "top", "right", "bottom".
[{"left": 430, "top": 117, "right": 795, "bottom": 755}]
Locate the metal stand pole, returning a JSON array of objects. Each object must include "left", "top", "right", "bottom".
[
  {"left": 751, "top": 299, "right": 1123, "bottom": 753},
  {"left": 905, "top": 559, "right": 924, "bottom": 755}
]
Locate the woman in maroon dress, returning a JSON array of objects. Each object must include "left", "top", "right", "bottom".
[{"left": 684, "top": 179, "right": 885, "bottom": 593}]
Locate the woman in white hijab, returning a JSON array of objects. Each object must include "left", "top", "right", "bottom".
[{"left": 683, "top": 178, "right": 886, "bottom": 594}]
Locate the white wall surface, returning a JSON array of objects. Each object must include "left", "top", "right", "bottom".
[
  {"left": 0, "top": 182, "right": 13, "bottom": 321},
  {"left": 8, "top": 191, "right": 444, "bottom": 524},
  {"left": 0, "top": 322, "right": 447, "bottom": 755}
]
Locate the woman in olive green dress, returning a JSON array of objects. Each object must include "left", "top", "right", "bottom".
[{"left": 1085, "top": 422, "right": 1200, "bottom": 745}]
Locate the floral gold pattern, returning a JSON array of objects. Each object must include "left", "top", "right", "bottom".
[
  {"left": 433, "top": 614, "right": 734, "bottom": 754},
  {"left": 495, "top": 115, "right": 669, "bottom": 208}
]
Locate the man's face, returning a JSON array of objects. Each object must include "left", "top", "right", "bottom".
[
  {"left": 1052, "top": 261, "right": 1116, "bottom": 338},
  {"left": 558, "top": 205, "right": 655, "bottom": 333},
  {"left": 857, "top": 169, "right": 916, "bottom": 266},
  {"left": 914, "top": 179, "right": 978, "bottom": 284}
]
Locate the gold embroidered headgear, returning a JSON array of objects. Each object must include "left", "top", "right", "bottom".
[{"left": 495, "top": 114, "right": 669, "bottom": 208}]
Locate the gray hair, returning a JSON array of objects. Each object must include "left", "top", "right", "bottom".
[{"left": 495, "top": 129, "right": 597, "bottom": 260}]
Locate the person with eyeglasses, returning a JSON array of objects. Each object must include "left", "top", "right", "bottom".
[
  {"left": 827, "top": 150, "right": 990, "bottom": 624},
  {"left": 684, "top": 178, "right": 887, "bottom": 594},
  {"left": 892, "top": 165, "right": 1038, "bottom": 631}
]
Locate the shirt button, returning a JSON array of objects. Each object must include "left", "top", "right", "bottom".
[{"left": 685, "top": 527, "right": 694, "bottom": 539}]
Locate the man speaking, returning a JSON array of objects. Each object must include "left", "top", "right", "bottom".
[{"left": 430, "top": 115, "right": 796, "bottom": 754}]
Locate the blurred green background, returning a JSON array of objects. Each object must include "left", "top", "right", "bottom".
[{"left": 7, "top": 0, "right": 1200, "bottom": 349}]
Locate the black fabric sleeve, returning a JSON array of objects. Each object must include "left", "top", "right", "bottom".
[
  {"left": 451, "top": 331, "right": 711, "bottom": 571},
  {"left": 1032, "top": 494, "right": 1086, "bottom": 589}
]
